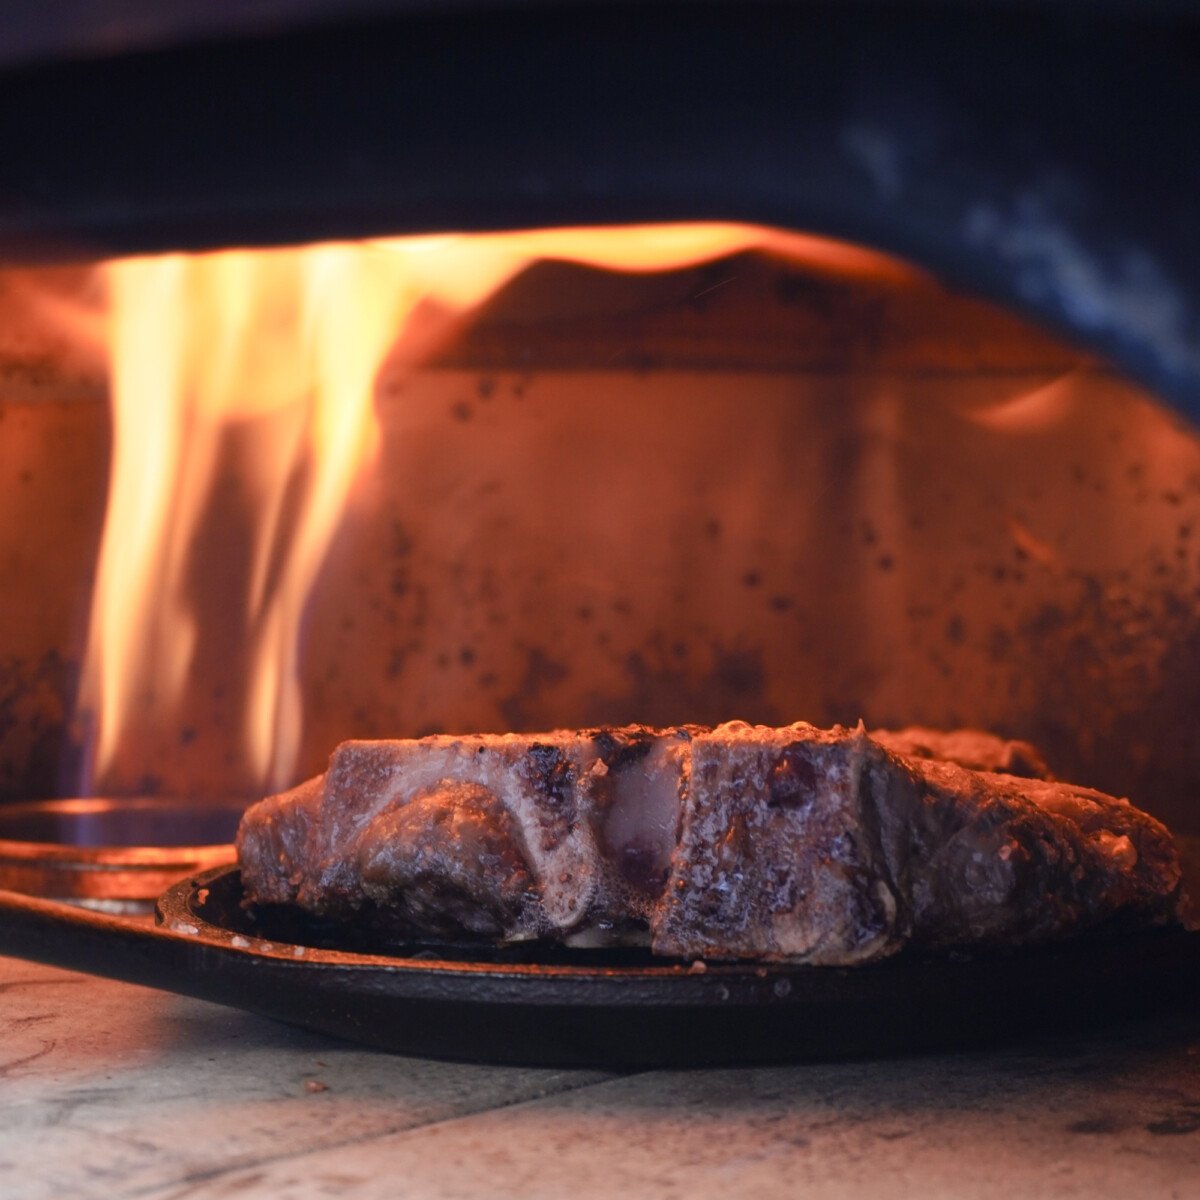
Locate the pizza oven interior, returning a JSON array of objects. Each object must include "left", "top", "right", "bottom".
[{"left": 0, "top": 1, "right": 1197, "bottom": 856}]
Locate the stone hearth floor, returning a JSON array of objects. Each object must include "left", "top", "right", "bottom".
[{"left": 1, "top": 955, "right": 1198, "bottom": 1199}]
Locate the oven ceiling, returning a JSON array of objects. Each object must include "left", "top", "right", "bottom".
[{"left": 0, "top": 1, "right": 1197, "bottom": 416}]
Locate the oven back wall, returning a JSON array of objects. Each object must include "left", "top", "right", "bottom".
[{"left": 0, "top": 250, "right": 1197, "bottom": 835}]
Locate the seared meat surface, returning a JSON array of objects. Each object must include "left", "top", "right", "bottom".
[
  {"left": 357, "top": 781, "right": 537, "bottom": 938},
  {"left": 237, "top": 722, "right": 1183, "bottom": 963}
]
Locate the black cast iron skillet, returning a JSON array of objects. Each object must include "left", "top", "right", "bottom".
[{"left": 0, "top": 863, "right": 1196, "bottom": 1068}]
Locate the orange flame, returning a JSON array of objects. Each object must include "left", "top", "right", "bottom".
[{"left": 80, "top": 223, "right": 908, "bottom": 794}]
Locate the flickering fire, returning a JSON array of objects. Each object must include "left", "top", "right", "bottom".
[{"left": 78, "top": 223, "right": 911, "bottom": 796}]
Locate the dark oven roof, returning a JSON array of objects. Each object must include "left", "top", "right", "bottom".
[{"left": 0, "top": 1, "right": 1197, "bottom": 418}]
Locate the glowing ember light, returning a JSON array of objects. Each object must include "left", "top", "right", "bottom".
[
  {"left": 78, "top": 223, "right": 910, "bottom": 794},
  {"left": 956, "top": 370, "right": 1080, "bottom": 434}
]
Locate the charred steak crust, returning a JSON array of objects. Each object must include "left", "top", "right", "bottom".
[
  {"left": 872, "top": 726, "right": 1053, "bottom": 780},
  {"left": 235, "top": 722, "right": 1184, "bottom": 963},
  {"left": 523, "top": 743, "right": 576, "bottom": 853},
  {"left": 357, "top": 781, "right": 538, "bottom": 938},
  {"left": 590, "top": 726, "right": 658, "bottom": 772},
  {"left": 654, "top": 725, "right": 913, "bottom": 964}
]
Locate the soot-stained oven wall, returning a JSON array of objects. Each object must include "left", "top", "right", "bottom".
[
  {"left": 1, "top": 250, "right": 1198, "bottom": 840},
  {"left": 0, "top": 2, "right": 1198, "bottom": 832}
]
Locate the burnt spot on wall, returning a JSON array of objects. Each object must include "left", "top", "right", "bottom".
[
  {"left": 0, "top": 651, "right": 80, "bottom": 800},
  {"left": 1145, "top": 1107, "right": 1200, "bottom": 1136},
  {"left": 709, "top": 646, "right": 768, "bottom": 700},
  {"left": 1065, "top": 1115, "right": 1125, "bottom": 1136},
  {"left": 390, "top": 521, "right": 414, "bottom": 558},
  {"left": 951, "top": 569, "right": 1200, "bottom": 820},
  {"left": 498, "top": 646, "right": 571, "bottom": 730},
  {"left": 572, "top": 640, "right": 778, "bottom": 731},
  {"left": 987, "top": 626, "right": 1013, "bottom": 661}
]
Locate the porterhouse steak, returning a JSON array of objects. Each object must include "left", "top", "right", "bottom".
[{"left": 236, "top": 722, "right": 1183, "bottom": 963}]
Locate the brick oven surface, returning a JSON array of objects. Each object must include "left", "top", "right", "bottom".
[{"left": 0, "top": 954, "right": 1197, "bottom": 1199}]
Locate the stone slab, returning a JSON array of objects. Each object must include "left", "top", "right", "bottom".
[
  {"left": 2, "top": 954, "right": 1199, "bottom": 1200},
  {"left": 0, "top": 957, "right": 608, "bottom": 1200}
]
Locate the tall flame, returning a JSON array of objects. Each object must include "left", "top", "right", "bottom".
[{"left": 80, "top": 223, "right": 904, "bottom": 794}]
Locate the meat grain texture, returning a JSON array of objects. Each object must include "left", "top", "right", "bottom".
[{"left": 237, "top": 722, "right": 1183, "bottom": 964}]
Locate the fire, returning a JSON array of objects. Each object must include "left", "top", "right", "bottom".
[{"left": 79, "top": 223, "right": 909, "bottom": 795}]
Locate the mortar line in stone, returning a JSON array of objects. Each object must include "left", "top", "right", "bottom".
[{"left": 122, "top": 1068, "right": 629, "bottom": 1200}]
